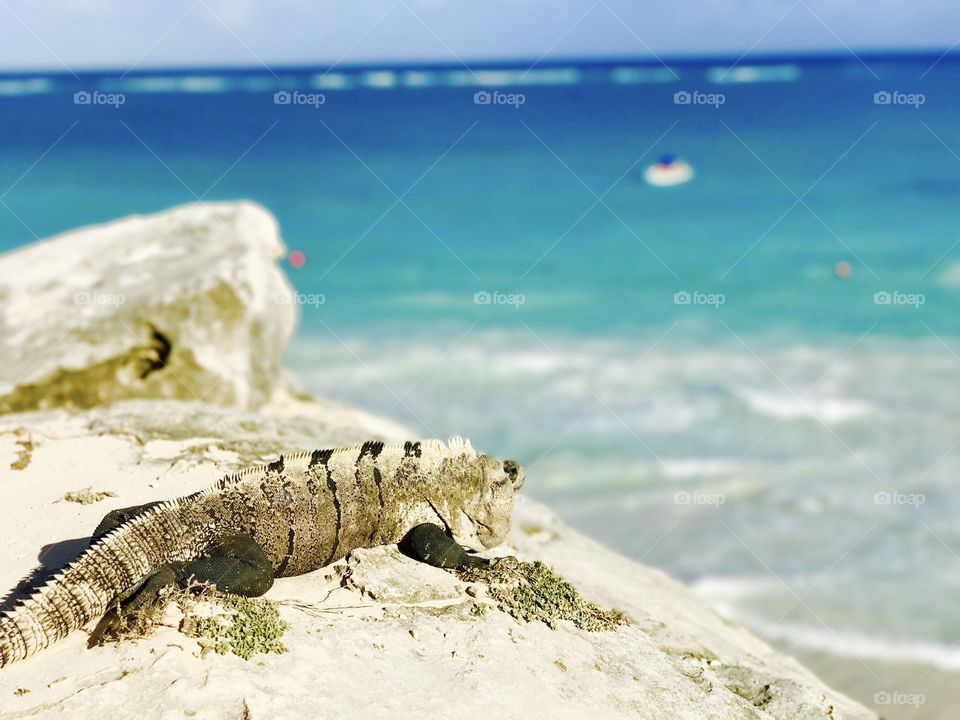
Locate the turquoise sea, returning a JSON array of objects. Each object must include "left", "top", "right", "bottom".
[{"left": 2, "top": 55, "right": 959, "bottom": 673}]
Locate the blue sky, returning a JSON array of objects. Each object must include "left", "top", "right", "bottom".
[{"left": 1, "top": 0, "right": 958, "bottom": 71}]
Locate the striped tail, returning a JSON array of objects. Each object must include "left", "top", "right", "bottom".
[{"left": 0, "top": 501, "right": 204, "bottom": 668}]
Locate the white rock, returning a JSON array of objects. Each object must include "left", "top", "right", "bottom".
[
  {"left": 0, "top": 202, "right": 295, "bottom": 412},
  {"left": 0, "top": 401, "right": 875, "bottom": 720}
]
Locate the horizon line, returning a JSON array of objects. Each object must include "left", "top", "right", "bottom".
[{"left": 0, "top": 47, "right": 957, "bottom": 77}]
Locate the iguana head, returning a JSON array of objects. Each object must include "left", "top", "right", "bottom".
[{"left": 436, "top": 451, "right": 525, "bottom": 552}]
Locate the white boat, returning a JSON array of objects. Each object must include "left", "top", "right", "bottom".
[{"left": 644, "top": 154, "right": 694, "bottom": 187}]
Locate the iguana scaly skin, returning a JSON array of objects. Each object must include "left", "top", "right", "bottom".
[{"left": 0, "top": 437, "right": 524, "bottom": 668}]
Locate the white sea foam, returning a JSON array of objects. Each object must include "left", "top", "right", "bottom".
[
  {"left": 311, "top": 72, "right": 354, "bottom": 90},
  {"left": 739, "top": 611, "right": 960, "bottom": 670},
  {"left": 117, "top": 76, "right": 179, "bottom": 93},
  {"left": 361, "top": 70, "right": 399, "bottom": 89},
  {"left": 660, "top": 458, "right": 738, "bottom": 478},
  {"left": 239, "top": 75, "right": 277, "bottom": 92},
  {"left": 401, "top": 71, "right": 436, "bottom": 88},
  {"left": 116, "top": 75, "right": 229, "bottom": 93},
  {"left": 0, "top": 77, "right": 52, "bottom": 95},
  {"left": 691, "top": 575, "right": 786, "bottom": 603},
  {"left": 739, "top": 389, "right": 874, "bottom": 423},
  {"left": 177, "top": 75, "right": 230, "bottom": 93},
  {"left": 936, "top": 260, "right": 960, "bottom": 288},
  {"left": 610, "top": 66, "right": 677, "bottom": 84},
  {"left": 707, "top": 64, "right": 801, "bottom": 84},
  {"left": 692, "top": 575, "right": 960, "bottom": 669},
  {"left": 444, "top": 68, "right": 580, "bottom": 87}
]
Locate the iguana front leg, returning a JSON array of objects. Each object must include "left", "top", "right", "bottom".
[
  {"left": 92, "top": 534, "right": 275, "bottom": 643},
  {"left": 399, "top": 523, "right": 490, "bottom": 569}
]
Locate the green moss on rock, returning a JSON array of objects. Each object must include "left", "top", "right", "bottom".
[
  {"left": 0, "top": 329, "right": 172, "bottom": 415},
  {"left": 458, "top": 558, "right": 630, "bottom": 632},
  {"left": 179, "top": 592, "right": 289, "bottom": 660},
  {"left": 10, "top": 434, "right": 33, "bottom": 470}
]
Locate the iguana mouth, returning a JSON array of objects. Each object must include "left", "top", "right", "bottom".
[{"left": 466, "top": 511, "right": 497, "bottom": 547}]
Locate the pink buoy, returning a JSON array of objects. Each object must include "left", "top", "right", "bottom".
[{"left": 834, "top": 260, "right": 851, "bottom": 279}]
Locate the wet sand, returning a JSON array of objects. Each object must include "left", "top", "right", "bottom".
[{"left": 782, "top": 644, "right": 957, "bottom": 720}]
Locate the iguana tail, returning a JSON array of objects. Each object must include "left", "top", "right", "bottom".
[{"left": 0, "top": 500, "right": 207, "bottom": 668}]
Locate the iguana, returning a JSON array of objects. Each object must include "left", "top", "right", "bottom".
[{"left": 0, "top": 437, "right": 525, "bottom": 668}]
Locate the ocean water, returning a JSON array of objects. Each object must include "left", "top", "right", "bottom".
[{"left": 2, "top": 56, "right": 960, "bottom": 671}]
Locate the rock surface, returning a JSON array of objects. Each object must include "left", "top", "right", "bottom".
[
  {"left": 0, "top": 400, "right": 875, "bottom": 720},
  {"left": 0, "top": 202, "right": 295, "bottom": 413},
  {"left": 0, "top": 202, "right": 876, "bottom": 719}
]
